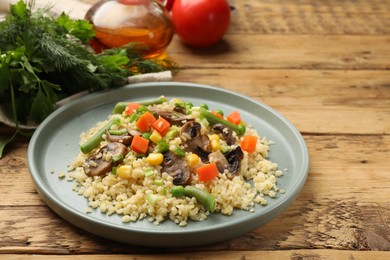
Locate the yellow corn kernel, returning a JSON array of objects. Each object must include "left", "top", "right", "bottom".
[
  {"left": 211, "top": 139, "right": 221, "bottom": 151},
  {"left": 209, "top": 134, "right": 220, "bottom": 142},
  {"left": 186, "top": 153, "right": 200, "bottom": 167},
  {"left": 150, "top": 130, "right": 162, "bottom": 144},
  {"left": 146, "top": 153, "right": 164, "bottom": 165},
  {"left": 117, "top": 165, "right": 132, "bottom": 179}
]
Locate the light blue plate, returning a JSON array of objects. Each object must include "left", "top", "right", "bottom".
[{"left": 28, "top": 82, "right": 309, "bottom": 247}]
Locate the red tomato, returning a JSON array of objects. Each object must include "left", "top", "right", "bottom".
[{"left": 171, "top": 0, "right": 231, "bottom": 47}]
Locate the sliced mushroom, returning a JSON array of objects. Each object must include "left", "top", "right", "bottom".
[
  {"left": 128, "top": 129, "right": 142, "bottom": 136},
  {"left": 161, "top": 152, "right": 191, "bottom": 185},
  {"left": 224, "top": 146, "right": 244, "bottom": 177},
  {"left": 212, "top": 123, "right": 237, "bottom": 145},
  {"left": 208, "top": 150, "right": 229, "bottom": 173},
  {"left": 148, "top": 106, "right": 194, "bottom": 126},
  {"left": 105, "top": 130, "right": 133, "bottom": 145},
  {"left": 160, "top": 112, "right": 194, "bottom": 126},
  {"left": 173, "top": 106, "right": 186, "bottom": 114},
  {"left": 181, "top": 121, "right": 211, "bottom": 162},
  {"left": 84, "top": 142, "right": 127, "bottom": 177}
]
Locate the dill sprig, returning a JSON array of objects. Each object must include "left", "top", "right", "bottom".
[{"left": 0, "top": 0, "right": 176, "bottom": 158}]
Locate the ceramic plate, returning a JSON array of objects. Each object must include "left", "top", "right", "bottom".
[{"left": 28, "top": 82, "right": 309, "bottom": 247}]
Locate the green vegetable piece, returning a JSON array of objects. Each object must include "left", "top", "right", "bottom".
[
  {"left": 171, "top": 185, "right": 185, "bottom": 197},
  {"left": 113, "top": 97, "right": 168, "bottom": 114},
  {"left": 144, "top": 168, "right": 154, "bottom": 178},
  {"left": 184, "top": 186, "right": 215, "bottom": 213},
  {"left": 112, "top": 166, "right": 118, "bottom": 175},
  {"left": 142, "top": 132, "right": 152, "bottom": 140},
  {"left": 165, "top": 128, "right": 179, "bottom": 140},
  {"left": 221, "top": 145, "right": 231, "bottom": 154},
  {"left": 156, "top": 140, "right": 169, "bottom": 153},
  {"left": 108, "top": 128, "right": 127, "bottom": 135},
  {"left": 146, "top": 193, "right": 160, "bottom": 205},
  {"left": 162, "top": 187, "right": 168, "bottom": 195},
  {"left": 174, "top": 147, "right": 185, "bottom": 157},
  {"left": 153, "top": 179, "right": 163, "bottom": 186},
  {"left": 136, "top": 105, "right": 148, "bottom": 113},
  {"left": 214, "top": 109, "right": 224, "bottom": 116},
  {"left": 112, "top": 154, "right": 124, "bottom": 163},
  {"left": 128, "top": 113, "right": 139, "bottom": 123},
  {"left": 80, "top": 117, "right": 121, "bottom": 154},
  {"left": 199, "top": 108, "right": 245, "bottom": 136},
  {"left": 238, "top": 123, "right": 246, "bottom": 135},
  {"left": 200, "top": 104, "right": 209, "bottom": 110},
  {"left": 174, "top": 102, "right": 186, "bottom": 108}
]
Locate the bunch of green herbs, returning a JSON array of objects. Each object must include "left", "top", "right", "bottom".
[{"left": 0, "top": 0, "right": 175, "bottom": 158}]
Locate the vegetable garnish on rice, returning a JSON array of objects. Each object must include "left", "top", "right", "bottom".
[{"left": 65, "top": 96, "right": 285, "bottom": 226}]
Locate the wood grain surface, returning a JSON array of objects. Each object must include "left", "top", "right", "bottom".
[{"left": 0, "top": 0, "right": 389, "bottom": 259}]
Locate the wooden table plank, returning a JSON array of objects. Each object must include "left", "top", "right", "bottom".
[
  {"left": 1, "top": 250, "right": 390, "bottom": 260},
  {"left": 168, "top": 35, "right": 390, "bottom": 70},
  {"left": 228, "top": 0, "right": 390, "bottom": 35}
]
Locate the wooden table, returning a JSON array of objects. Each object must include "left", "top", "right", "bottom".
[{"left": 1, "top": 0, "right": 389, "bottom": 259}]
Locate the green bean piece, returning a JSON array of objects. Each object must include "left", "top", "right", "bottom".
[
  {"left": 184, "top": 186, "right": 216, "bottom": 213},
  {"left": 128, "top": 112, "right": 139, "bottom": 123},
  {"left": 108, "top": 128, "right": 128, "bottom": 135},
  {"left": 112, "top": 96, "right": 168, "bottom": 114},
  {"left": 238, "top": 123, "right": 246, "bottom": 135},
  {"left": 199, "top": 108, "right": 245, "bottom": 136},
  {"left": 136, "top": 105, "right": 148, "bottom": 113},
  {"left": 171, "top": 185, "right": 185, "bottom": 197},
  {"left": 174, "top": 147, "right": 186, "bottom": 157},
  {"left": 80, "top": 117, "right": 121, "bottom": 154}
]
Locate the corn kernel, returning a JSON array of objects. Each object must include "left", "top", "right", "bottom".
[
  {"left": 117, "top": 165, "right": 132, "bottom": 179},
  {"left": 211, "top": 139, "right": 221, "bottom": 151},
  {"left": 146, "top": 153, "right": 164, "bottom": 165},
  {"left": 186, "top": 153, "right": 200, "bottom": 167},
  {"left": 209, "top": 134, "right": 220, "bottom": 142},
  {"left": 150, "top": 130, "right": 162, "bottom": 144}
]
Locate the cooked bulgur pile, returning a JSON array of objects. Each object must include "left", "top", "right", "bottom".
[{"left": 65, "top": 96, "right": 284, "bottom": 226}]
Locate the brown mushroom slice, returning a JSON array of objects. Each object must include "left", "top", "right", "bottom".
[
  {"left": 159, "top": 112, "right": 194, "bottom": 126},
  {"left": 224, "top": 146, "right": 244, "bottom": 177},
  {"left": 105, "top": 130, "right": 133, "bottom": 145},
  {"left": 212, "top": 123, "right": 237, "bottom": 145},
  {"left": 208, "top": 151, "right": 229, "bottom": 173},
  {"left": 181, "top": 121, "right": 212, "bottom": 162},
  {"left": 84, "top": 142, "right": 127, "bottom": 177},
  {"left": 148, "top": 106, "right": 193, "bottom": 126},
  {"left": 161, "top": 152, "right": 191, "bottom": 185}
]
